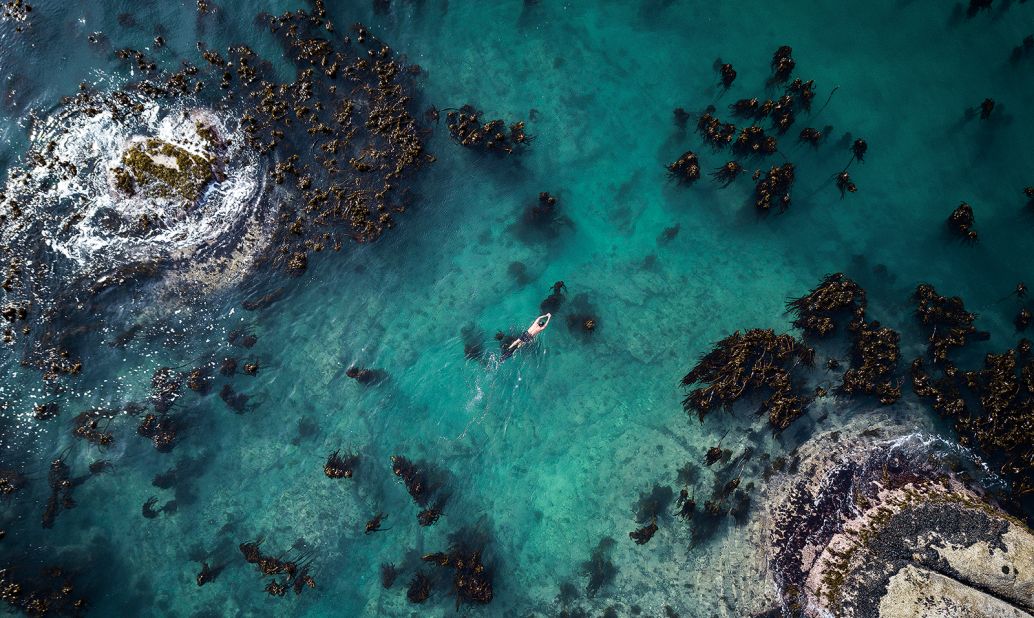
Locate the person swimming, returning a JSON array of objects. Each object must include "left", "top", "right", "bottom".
[{"left": 500, "top": 313, "right": 551, "bottom": 359}]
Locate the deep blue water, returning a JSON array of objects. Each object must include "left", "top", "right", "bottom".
[{"left": 0, "top": 1, "right": 1033, "bottom": 616}]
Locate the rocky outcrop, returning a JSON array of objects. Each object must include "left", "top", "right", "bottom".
[
  {"left": 880, "top": 566, "right": 1031, "bottom": 618},
  {"left": 759, "top": 420, "right": 1034, "bottom": 617}
]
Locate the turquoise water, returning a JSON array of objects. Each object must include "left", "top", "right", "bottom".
[{"left": 1, "top": 1, "right": 1033, "bottom": 616}]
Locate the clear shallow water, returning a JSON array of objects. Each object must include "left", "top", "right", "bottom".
[{"left": 0, "top": 1, "right": 1033, "bottom": 616}]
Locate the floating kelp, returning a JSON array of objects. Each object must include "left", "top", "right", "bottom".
[
  {"left": 0, "top": 0, "right": 31, "bottom": 32},
  {"left": 675, "top": 487, "right": 696, "bottom": 520},
  {"left": 364, "top": 512, "right": 387, "bottom": 534},
  {"left": 185, "top": 367, "right": 212, "bottom": 394},
  {"left": 565, "top": 292, "right": 600, "bottom": 337},
  {"left": 629, "top": 519, "right": 658, "bottom": 545},
  {"left": 0, "top": 469, "right": 26, "bottom": 498},
  {"left": 946, "top": 202, "right": 978, "bottom": 241},
  {"left": 446, "top": 105, "right": 530, "bottom": 154},
  {"left": 753, "top": 163, "right": 795, "bottom": 212},
  {"left": 239, "top": 540, "right": 316, "bottom": 598},
  {"left": 33, "top": 402, "right": 59, "bottom": 421},
  {"left": 911, "top": 361, "right": 962, "bottom": 415},
  {"left": 391, "top": 455, "right": 431, "bottom": 506},
  {"left": 835, "top": 171, "right": 857, "bottom": 197},
  {"left": 719, "top": 63, "right": 737, "bottom": 88},
  {"left": 526, "top": 192, "right": 560, "bottom": 225},
  {"left": 913, "top": 283, "right": 985, "bottom": 362},
  {"left": 786, "top": 78, "right": 815, "bottom": 110},
  {"left": 137, "top": 413, "right": 177, "bottom": 452},
  {"left": 733, "top": 125, "right": 778, "bottom": 156},
  {"left": 417, "top": 499, "right": 446, "bottom": 527},
  {"left": 0, "top": 5, "right": 433, "bottom": 378},
  {"left": 770, "top": 45, "right": 796, "bottom": 83},
  {"left": 1016, "top": 307, "right": 1031, "bottom": 331},
  {"left": 913, "top": 346, "right": 1034, "bottom": 497},
  {"left": 710, "top": 161, "right": 743, "bottom": 186},
  {"left": 696, "top": 112, "right": 736, "bottom": 148},
  {"left": 786, "top": 273, "right": 866, "bottom": 337},
  {"left": 151, "top": 368, "right": 183, "bottom": 413},
  {"left": 421, "top": 544, "right": 494, "bottom": 607},
  {"left": 71, "top": 409, "right": 117, "bottom": 448},
  {"left": 842, "top": 320, "right": 901, "bottom": 404},
  {"left": 729, "top": 97, "right": 760, "bottom": 117},
  {"left": 799, "top": 127, "right": 822, "bottom": 146},
  {"left": 41, "top": 459, "right": 77, "bottom": 529},
  {"left": 786, "top": 274, "right": 900, "bottom": 403},
  {"left": 670, "top": 47, "right": 857, "bottom": 216},
  {"left": 324, "top": 450, "right": 358, "bottom": 479},
  {"left": 680, "top": 329, "right": 811, "bottom": 431},
  {"left": 0, "top": 564, "right": 88, "bottom": 616},
  {"left": 852, "top": 138, "right": 868, "bottom": 162},
  {"left": 667, "top": 151, "right": 701, "bottom": 182}
]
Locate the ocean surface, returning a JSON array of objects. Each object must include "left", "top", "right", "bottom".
[{"left": 0, "top": 1, "right": 1032, "bottom": 616}]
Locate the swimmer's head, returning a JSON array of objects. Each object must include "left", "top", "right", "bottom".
[{"left": 537, "top": 313, "right": 552, "bottom": 327}]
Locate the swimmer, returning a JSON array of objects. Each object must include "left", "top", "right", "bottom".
[{"left": 501, "top": 313, "right": 551, "bottom": 359}]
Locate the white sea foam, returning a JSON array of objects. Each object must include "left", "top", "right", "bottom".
[{"left": 4, "top": 93, "right": 273, "bottom": 290}]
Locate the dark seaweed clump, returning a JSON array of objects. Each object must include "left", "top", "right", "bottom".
[
  {"left": 754, "top": 163, "right": 796, "bottom": 212},
  {"left": 785, "top": 273, "right": 866, "bottom": 337},
  {"left": 238, "top": 540, "right": 316, "bottom": 598},
  {"left": 0, "top": 0, "right": 32, "bottom": 32},
  {"left": 446, "top": 105, "right": 531, "bottom": 154},
  {"left": 668, "top": 46, "right": 860, "bottom": 213},
  {"left": 323, "top": 450, "right": 358, "bottom": 479},
  {"left": 0, "top": 565, "right": 88, "bottom": 616},
  {"left": 913, "top": 346, "right": 1034, "bottom": 497},
  {"left": 786, "top": 273, "right": 901, "bottom": 404},
  {"left": 842, "top": 319, "right": 901, "bottom": 404},
  {"left": 0, "top": 469, "right": 26, "bottom": 498},
  {"left": 667, "top": 151, "right": 701, "bottom": 183},
  {"left": 0, "top": 2, "right": 433, "bottom": 379},
  {"left": 913, "top": 283, "right": 985, "bottom": 362},
  {"left": 42, "top": 459, "right": 78, "bottom": 529},
  {"left": 680, "top": 328, "right": 812, "bottom": 431},
  {"left": 391, "top": 454, "right": 447, "bottom": 526},
  {"left": 421, "top": 545, "right": 494, "bottom": 607},
  {"left": 946, "top": 202, "right": 978, "bottom": 241}
]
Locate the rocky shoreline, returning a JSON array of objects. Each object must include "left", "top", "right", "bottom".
[{"left": 749, "top": 415, "right": 1034, "bottom": 617}]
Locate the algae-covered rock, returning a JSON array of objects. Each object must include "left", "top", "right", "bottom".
[
  {"left": 113, "top": 131, "right": 221, "bottom": 203},
  {"left": 762, "top": 424, "right": 1034, "bottom": 617}
]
